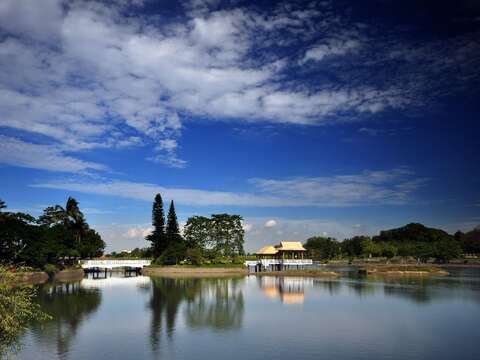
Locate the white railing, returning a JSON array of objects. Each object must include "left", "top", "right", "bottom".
[
  {"left": 81, "top": 259, "right": 152, "bottom": 269},
  {"left": 283, "top": 259, "right": 313, "bottom": 265},
  {"left": 245, "top": 259, "right": 313, "bottom": 267}
]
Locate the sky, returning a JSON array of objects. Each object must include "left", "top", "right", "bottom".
[{"left": 0, "top": 0, "right": 479, "bottom": 252}]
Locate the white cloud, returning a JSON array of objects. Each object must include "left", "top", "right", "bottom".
[
  {"left": 264, "top": 219, "right": 277, "bottom": 227},
  {"left": 0, "top": 135, "right": 106, "bottom": 173},
  {"left": 242, "top": 222, "right": 253, "bottom": 232},
  {"left": 250, "top": 168, "right": 427, "bottom": 206},
  {"left": 30, "top": 167, "right": 426, "bottom": 207},
  {"left": 125, "top": 225, "right": 153, "bottom": 239},
  {"left": 302, "top": 38, "right": 361, "bottom": 63},
  {"left": 94, "top": 223, "right": 151, "bottom": 252},
  {"left": 0, "top": 0, "right": 417, "bottom": 172},
  {"left": 30, "top": 179, "right": 287, "bottom": 207}
]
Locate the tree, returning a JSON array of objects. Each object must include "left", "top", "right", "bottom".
[
  {"left": 0, "top": 266, "right": 50, "bottom": 356},
  {"left": 432, "top": 239, "right": 462, "bottom": 263},
  {"left": 374, "top": 223, "right": 452, "bottom": 243},
  {"left": 380, "top": 242, "right": 398, "bottom": 261},
  {"left": 166, "top": 201, "right": 180, "bottom": 240},
  {"left": 161, "top": 201, "right": 186, "bottom": 264},
  {"left": 457, "top": 228, "right": 480, "bottom": 255},
  {"left": 304, "top": 237, "right": 340, "bottom": 260},
  {"left": 210, "top": 214, "right": 245, "bottom": 257},
  {"left": 341, "top": 236, "right": 365, "bottom": 258},
  {"left": 0, "top": 199, "right": 6, "bottom": 211},
  {"left": 146, "top": 194, "right": 167, "bottom": 258},
  {"left": 1, "top": 198, "right": 104, "bottom": 268},
  {"left": 361, "top": 238, "right": 381, "bottom": 258},
  {"left": 64, "top": 197, "right": 87, "bottom": 243},
  {"left": 183, "top": 216, "right": 212, "bottom": 250}
]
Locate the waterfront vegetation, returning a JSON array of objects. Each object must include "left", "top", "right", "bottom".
[
  {"left": 0, "top": 266, "right": 50, "bottom": 357},
  {"left": 304, "top": 223, "right": 480, "bottom": 264},
  {"left": 0, "top": 198, "right": 105, "bottom": 272},
  {"left": 145, "top": 193, "right": 245, "bottom": 266}
]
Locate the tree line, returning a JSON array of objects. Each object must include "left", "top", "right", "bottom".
[
  {"left": 146, "top": 193, "right": 245, "bottom": 265},
  {"left": 304, "top": 223, "right": 480, "bottom": 263},
  {"left": 0, "top": 198, "right": 105, "bottom": 270}
]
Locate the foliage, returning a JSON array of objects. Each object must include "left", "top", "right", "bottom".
[
  {"left": 146, "top": 194, "right": 167, "bottom": 258},
  {"left": 209, "top": 214, "right": 245, "bottom": 257},
  {"left": 306, "top": 223, "right": 474, "bottom": 263},
  {"left": 341, "top": 236, "right": 365, "bottom": 258},
  {"left": 0, "top": 198, "right": 105, "bottom": 269},
  {"left": 171, "top": 211, "right": 245, "bottom": 263},
  {"left": 457, "top": 228, "right": 480, "bottom": 255},
  {"left": 373, "top": 223, "right": 452, "bottom": 243},
  {"left": 304, "top": 236, "right": 341, "bottom": 260},
  {"left": 108, "top": 247, "right": 153, "bottom": 259},
  {"left": 185, "top": 247, "right": 205, "bottom": 265},
  {"left": 43, "top": 264, "right": 59, "bottom": 275},
  {"left": 0, "top": 267, "right": 50, "bottom": 356}
]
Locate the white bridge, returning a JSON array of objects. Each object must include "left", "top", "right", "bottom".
[{"left": 80, "top": 259, "right": 152, "bottom": 269}]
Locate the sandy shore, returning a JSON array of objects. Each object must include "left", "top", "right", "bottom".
[{"left": 142, "top": 266, "right": 248, "bottom": 277}]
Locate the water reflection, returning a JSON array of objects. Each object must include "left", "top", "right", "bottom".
[
  {"left": 148, "top": 276, "right": 245, "bottom": 351},
  {"left": 256, "top": 267, "right": 480, "bottom": 305},
  {"left": 257, "top": 276, "right": 312, "bottom": 304},
  {"left": 30, "top": 282, "right": 102, "bottom": 359}
]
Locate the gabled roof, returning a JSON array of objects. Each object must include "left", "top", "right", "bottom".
[
  {"left": 256, "top": 245, "right": 279, "bottom": 255},
  {"left": 276, "top": 241, "right": 306, "bottom": 251}
]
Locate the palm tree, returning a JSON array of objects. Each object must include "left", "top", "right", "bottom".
[{"left": 64, "top": 197, "right": 88, "bottom": 243}]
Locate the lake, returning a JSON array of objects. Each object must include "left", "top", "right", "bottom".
[{"left": 16, "top": 267, "right": 480, "bottom": 360}]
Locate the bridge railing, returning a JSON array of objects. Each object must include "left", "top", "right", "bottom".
[{"left": 80, "top": 259, "right": 152, "bottom": 269}]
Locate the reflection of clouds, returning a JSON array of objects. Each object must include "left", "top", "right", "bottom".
[
  {"left": 81, "top": 275, "right": 151, "bottom": 289},
  {"left": 258, "top": 276, "right": 313, "bottom": 304}
]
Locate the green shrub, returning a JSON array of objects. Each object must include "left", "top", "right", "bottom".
[
  {"left": 0, "top": 266, "right": 51, "bottom": 356},
  {"left": 43, "top": 263, "right": 59, "bottom": 275}
]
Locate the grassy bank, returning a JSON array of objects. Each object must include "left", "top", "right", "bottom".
[{"left": 359, "top": 265, "right": 449, "bottom": 276}]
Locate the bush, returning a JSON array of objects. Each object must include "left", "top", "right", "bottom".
[
  {"left": 0, "top": 266, "right": 50, "bottom": 356},
  {"left": 185, "top": 248, "right": 204, "bottom": 265},
  {"left": 43, "top": 263, "right": 59, "bottom": 275}
]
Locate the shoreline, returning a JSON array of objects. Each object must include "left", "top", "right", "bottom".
[
  {"left": 10, "top": 268, "right": 85, "bottom": 284},
  {"left": 142, "top": 266, "right": 249, "bottom": 276}
]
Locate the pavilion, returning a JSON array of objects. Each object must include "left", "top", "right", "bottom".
[{"left": 245, "top": 241, "right": 313, "bottom": 272}]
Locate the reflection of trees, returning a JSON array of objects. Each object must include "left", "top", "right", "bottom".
[
  {"left": 185, "top": 278, "right": 244, "bottom": 329},
  {"left": 148, "top": 277, "right": 244, "bottom": 352},
  {"left": 312, "top": 279, "right": 342, "bottom": 295},
  {"left": 30, "top": 282, "right": 102, "bottom": 359}
]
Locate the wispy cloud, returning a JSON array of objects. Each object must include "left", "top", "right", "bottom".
[
  {"left": 31, "top": 167, "right": 426, "bottom": 207},
  {"left": 0, "top": 0, "right": 421, "bottom": 172},
  {"left": 250, "top": 168, "right": 428, "bottom": 206},
  {"left": 1, "top": 1, "right": 477, "bottom": 173},
  {"left": 0, "top": 135, "right": 106, "bottom": 173}
]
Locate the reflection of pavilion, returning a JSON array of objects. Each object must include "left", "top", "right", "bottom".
[
  {"left": 258, "top": 276, "right": 313, "bottom": 304},
  {"left": 245, "top": 241, "right": 313, "bottom": 272}
]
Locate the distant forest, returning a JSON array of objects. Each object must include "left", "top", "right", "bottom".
[{"left": 305, "top": 223, "right": 480, "bottom": 263}]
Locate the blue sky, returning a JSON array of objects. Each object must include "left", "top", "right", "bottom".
[{"left": 0, "top": 0, "right": 479, "bottom": 252}]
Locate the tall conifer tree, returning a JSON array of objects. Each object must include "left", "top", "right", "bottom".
[
  {"left": 147, "top": 193, "right": 166, "bottom": 257},
  {"left": 166, "top": 200, "right": 179, "bottom": 239}
]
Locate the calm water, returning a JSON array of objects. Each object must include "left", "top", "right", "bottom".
[{"left": 16, "top": 267, "right": 480, "bottom": 360}]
